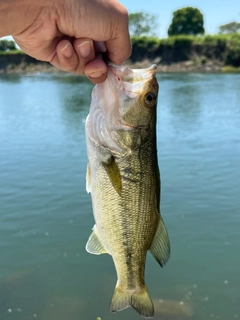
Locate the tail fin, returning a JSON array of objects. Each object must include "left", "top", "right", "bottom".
[
  {"left": 110, "top": 285, "right": 154, "bottom": 318},
  {"left": 131, "top": 286, "right": 154, "bottom": 318},
  {"left": 110, "top": 287, "right": 131, "bottom": 313}
]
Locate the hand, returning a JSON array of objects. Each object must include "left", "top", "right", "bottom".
[{"left": 9, "top": 0, "right": 131, "bottom": 83}]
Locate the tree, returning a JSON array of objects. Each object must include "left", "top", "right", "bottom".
[
  {"left": 168, "top": 7, "right": 204, "bottom": 36},
  {"left": 219, "top": 21, "right": 240, "bottom": 34},
  {"left": 0, "top": 39, "right": 16, "bottom": 51},
  {"left": 129, "top": 12, "right": 158, "bottom": 37}
]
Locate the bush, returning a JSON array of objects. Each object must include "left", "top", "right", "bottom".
[
  {"left": 129, "top": 34, "right": 240, "bottom": 67},
  {"left": 225, "top": 34, "right": 240, "bottom": 66},
  {"left": 0, "top": 40, "right": 16, "bottom": 51},
  {"left": 131, "top": 36, "right": 160, "bottom": 49}
]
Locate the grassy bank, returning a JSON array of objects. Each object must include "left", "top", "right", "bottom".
[
  {"left": 0, "top": 49, "right": 23, "bottom": 55},
  {"left": 130, "top": 33, "right": 240, "bottom": 68},
  {"left": 1, "top": 34, "right": 240, "bottom": 73}
]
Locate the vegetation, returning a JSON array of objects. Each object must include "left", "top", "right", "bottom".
[
  {"left": 130, "top": 33, "right": 240, "bottom": 67},
  {"left": 219, "top": 21, "right": 240, "bottom": 34},
  {"left": 0, "top": 49, "right": 22, "bottom": 55},
  {"left": 222, "top": 66, "right": 240, "bottom": 73},
  {"left": 128, "top": 12, "right": 158, "bottom": 37},
  {"left": 131, "top": 36, "right": 160, "bottom": 48},
  {"left": 0, "top": 39, "right": 17, "bottom": 51},
  {"left": 168, "top": 7, "right": 204, "bottom": 36}
]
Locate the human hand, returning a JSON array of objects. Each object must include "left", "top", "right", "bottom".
[{"left": 9, "top": 0, "right": 131, "bottom": 83}]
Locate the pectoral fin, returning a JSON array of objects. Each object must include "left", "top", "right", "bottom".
[
  {"left": 86, "top": 225, "right": 108, "bottom": 255},
  {"left": 149, "top": 216, "right": 170, "bottom": 267},
  {"left": 102, "top": 156, "right": 122, "bottom": 195}
]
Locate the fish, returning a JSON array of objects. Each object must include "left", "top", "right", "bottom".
[{"left": 85, "top": 63, "right": 170, "bottom": 318}]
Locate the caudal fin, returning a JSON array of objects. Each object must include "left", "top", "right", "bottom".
[
  {"left": 131, "top": 287, "right": 154, "bottom": 318},
  {"left": 110, "top": 286, "right": 154, "bottom": 318}
]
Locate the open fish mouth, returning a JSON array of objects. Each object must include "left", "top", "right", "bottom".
[{"left": 108, "top": 63, "right": 158, "bottom": 98}]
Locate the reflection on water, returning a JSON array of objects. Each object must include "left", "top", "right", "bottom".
[
  {"left": 0, "top": 72, "right": 240, "bottom": 320},
  {"left": 169, "top": 82, "right": 202, "bottom": 130}
]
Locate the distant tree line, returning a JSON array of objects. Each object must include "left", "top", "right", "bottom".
[
  {"left": 129, "top": 7, "right": 240, "bottom": 37},
  {"left": 128, "top": 7, "right": 240, "bottom": 67}
]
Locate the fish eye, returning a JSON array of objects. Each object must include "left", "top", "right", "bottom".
[{"left": 144, "top": 92, "right": 156, "bottom": 106}]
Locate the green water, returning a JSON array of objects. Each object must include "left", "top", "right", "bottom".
[{"left": 0, "top": 72, "right": 240, "bottom": 320}]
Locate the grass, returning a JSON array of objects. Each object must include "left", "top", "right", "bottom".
[
  {"left": 130, "top": 33, "right": 240, "bottom": 67},
  {"left": 0, "top": 50, "right": 23, "bottom": 55},
  {"left": 222, "top": 66, "right": 240, "bottom": 73}
]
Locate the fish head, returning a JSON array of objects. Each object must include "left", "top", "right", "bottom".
[
  {"left": 87, "top": 64, "right": 159, "bottom": 155},
  {"left": 110, "top": 64, "right": 159, "bottom": 129}
]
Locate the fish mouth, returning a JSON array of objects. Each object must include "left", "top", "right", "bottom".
[{"left": 108, "top": 63, "right": 157, "bottom": 98}]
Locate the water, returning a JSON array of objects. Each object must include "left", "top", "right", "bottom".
[{"left": 0, "top": 72, "right": 240, "bottom": 320}]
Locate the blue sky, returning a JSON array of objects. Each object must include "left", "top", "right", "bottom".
[{"left": 121, "top": 0, "right": 240, "bottom": 37}]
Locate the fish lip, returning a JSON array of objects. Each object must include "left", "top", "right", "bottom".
[
  {"left": 108, "top": 63, "right": 157, "bottom": 87},
  {"left": 108, "top": 63, "right": 157, "bottom": 74},
  {"left": 107, "top": 63, "right": 158, "bottom": 99}
]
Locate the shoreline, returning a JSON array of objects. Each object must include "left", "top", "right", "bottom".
[{"left": 0, "top": 59, "right": 238, "bottom": 75}]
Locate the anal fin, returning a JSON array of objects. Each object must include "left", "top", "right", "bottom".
[{"left": 149, "top": 216, "right": 170, "bottom": 267}]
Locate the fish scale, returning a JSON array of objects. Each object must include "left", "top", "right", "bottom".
[{"left": 85, "top": 64, "right": 170, "bottom": 318}]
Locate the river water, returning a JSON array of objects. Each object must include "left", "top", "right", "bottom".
[{"left": 0, "top": 72, "right": 240, "bottom": 320}]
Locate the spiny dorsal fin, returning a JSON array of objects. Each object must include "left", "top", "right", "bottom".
[
  {"left": 86, "top": 225, "right": 108, "bottom": 255},
  {"left": 149, "top": 216, "right": 170, "bottom": 267},
  {"left": 102, "top": 156, "right": 122, "bottom": 195}
]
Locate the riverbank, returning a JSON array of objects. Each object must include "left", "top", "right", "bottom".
[
  {"left": 0, "top": 58, "right": 229, "bottom": 75},
  {"left": 1, "top": 33, "right": 240, "bottom": 74}
]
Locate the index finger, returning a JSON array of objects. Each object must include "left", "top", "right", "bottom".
[
  {"left": 106, "top": 33, "right": 132, "bottom": 66},
  {"left": 105, "top": 8, "right": 132, "bottom": 65}
]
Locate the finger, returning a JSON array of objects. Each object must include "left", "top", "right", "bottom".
[
  {"left": 106, "top": 34, "right": 132, "bottom": 65},
  {"left": 105, "top": 8, "right": 132, "bottom": 65},
  {"left": 73, "top": 38, "right": 95, "bottom": 75},
  {"left": 84, "top": 55, "right": 108, "bottom": 84},
  {"left": 94, "top": 41, "right": 106, "bottom": 53},
  {"left": 53, "top": 39, "right": 79, "bottom": 73}
]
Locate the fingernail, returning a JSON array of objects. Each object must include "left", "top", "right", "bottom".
[
  {"left": 78, "top": 41, "right": 92, "bottom": 58},
  {"left": 61, "top": 43, "right": 73, "bottom": 58},
  {"left": 88, "top": 71, "right": 104, "bottom": 79}
]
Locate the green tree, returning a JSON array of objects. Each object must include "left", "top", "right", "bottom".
[
  {"left": 0, "top": 39, "right": 16, "bottom": 51},
  {"left": 129, "top": 12, "right": 158, "bottom": 37},
  {"left": 219, "top": 21, "right": 240, "bottom": 34},
  {"left": 168, "top": 7, "right": 204, "bottom": 36}
]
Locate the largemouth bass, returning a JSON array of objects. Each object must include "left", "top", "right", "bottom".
[{"left": 85, "top": 64, "right": 170, "bottom": 318}]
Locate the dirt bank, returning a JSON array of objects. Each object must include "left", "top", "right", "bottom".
[{"left": 0, "top": 58, "right": 224, "bottom": 75}]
